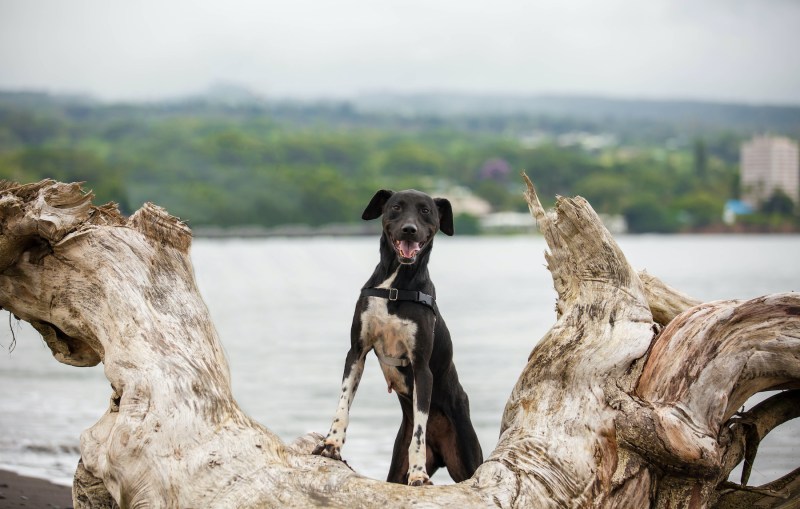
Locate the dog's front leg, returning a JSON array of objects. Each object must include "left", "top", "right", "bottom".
[
  {"left": 313, "top": 346, "right": 367, "bottom": 461},
  {"left": 407, "top": 362, "right": 433, "bottom": 486}
]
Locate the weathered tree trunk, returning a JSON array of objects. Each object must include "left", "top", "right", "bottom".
[{"left": 0, "top": 177, "right": 797, "bottom": 508}]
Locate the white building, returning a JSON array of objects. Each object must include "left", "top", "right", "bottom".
[
  {"left": 437, "top": 186, "right": 492, "bottom": 217},
  {"left": 740, "top": 135, "right": 800, "bottom": 207}
]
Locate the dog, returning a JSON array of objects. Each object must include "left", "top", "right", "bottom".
[{"left": 313, "top": 189, "right": 483, "bottom": 486}]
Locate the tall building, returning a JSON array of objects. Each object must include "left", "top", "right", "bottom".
[{"left": 740, "top": 135, "right": 800, "bottom": 207}]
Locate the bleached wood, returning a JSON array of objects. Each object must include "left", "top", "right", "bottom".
[
  {"left": 638, "top": 271, "right": 702, "bottom": 326},
  {"left": 1, "top": 177, "right": 797, "bottom": 508}
]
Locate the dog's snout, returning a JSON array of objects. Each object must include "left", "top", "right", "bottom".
[{"left": 401, "top": 223, "right": 418, "bottom": 235}]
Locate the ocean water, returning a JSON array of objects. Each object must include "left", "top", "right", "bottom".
[{"left": 0, "top": 235, "right": 798, "bottom": 488}]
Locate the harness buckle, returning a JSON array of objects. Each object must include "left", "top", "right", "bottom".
[{"left": 388, "top": 288, "right": 399, "bottom": 301}]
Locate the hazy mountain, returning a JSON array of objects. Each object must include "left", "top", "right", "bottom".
[
  {"left": 2, "top": 88, "right": 799, "bottom": 140},
  {"left": 353, "top": 92, "right": 800, "bottom": 134}
]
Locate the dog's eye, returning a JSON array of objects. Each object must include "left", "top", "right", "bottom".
[
  {"left": 392, "top": 204, "right": 402, "bottom": 211},
  {"left": 420, "top": 207, "right": 430, "bottom": 214}
]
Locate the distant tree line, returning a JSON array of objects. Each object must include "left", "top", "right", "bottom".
[{"left": 0, "top": 92, "right": 797, "bottom": 233}]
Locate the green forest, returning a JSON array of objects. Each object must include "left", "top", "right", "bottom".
[{"left": 1, "top": 90, "right": 799, "bottom": 234}]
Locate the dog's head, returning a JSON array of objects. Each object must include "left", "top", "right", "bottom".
[{"left": 362, "top": 189, "right": 454, "bottom": 265}]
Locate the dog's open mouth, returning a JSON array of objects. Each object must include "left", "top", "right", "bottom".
[{"left": 394, "top": 239, "right": 425, "bottom": 264}]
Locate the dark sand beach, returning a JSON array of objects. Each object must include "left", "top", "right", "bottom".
[{"left": 0, "top": 470, "right": 73, "bottom": 509}]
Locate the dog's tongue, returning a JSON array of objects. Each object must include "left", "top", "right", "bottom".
[{"left": 399, "top": 240, "right": 420, "bottom": 258}]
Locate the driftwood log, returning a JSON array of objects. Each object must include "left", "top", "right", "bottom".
[{"left": 0, "top": 176, "right": 798, "bottom": 508}]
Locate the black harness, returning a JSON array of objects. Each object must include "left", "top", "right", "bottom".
[{"left": 360, "top": 287, "right": 437, "bottom": 312}]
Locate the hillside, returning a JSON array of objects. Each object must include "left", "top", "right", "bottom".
[{"left": 1, "top": 90, "right": 797, "bottom": 233}]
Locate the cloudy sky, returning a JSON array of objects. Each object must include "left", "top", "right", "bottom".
[{"left": 1, "top": 0, "right": 798, "bottom": 104}]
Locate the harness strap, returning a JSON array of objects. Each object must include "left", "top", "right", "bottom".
[
  {"left": 360, "top": 287, "right": 436, "bottom": 312},
  {"left": 374, "top": 351, "right": 410, "bottom": 368}
]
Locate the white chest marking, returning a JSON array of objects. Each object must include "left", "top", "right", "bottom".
[{"left": 360, "top": 270, "right": 416, "bottom": 394}]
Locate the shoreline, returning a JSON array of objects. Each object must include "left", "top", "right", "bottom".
[{"left": 0, "top": 469, "right": 73, "bottom": 509}]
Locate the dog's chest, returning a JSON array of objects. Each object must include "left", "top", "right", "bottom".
[
  {"left": 360, "top": 297, "right": 418, "bottom": 355},
  {"left": 359, "top": 273, "right": 417, "bottom": 393},
  {"left": 360, "top": 298, "right": 416, "bottom": 394}
]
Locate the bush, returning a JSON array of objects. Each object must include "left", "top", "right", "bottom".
[{"left": 623, "top": 198, "right": 680, "bottom": 233}]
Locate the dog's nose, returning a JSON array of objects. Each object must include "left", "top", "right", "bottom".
[{"left": 401, "top": 223, "right": 417, "bottom": 234}]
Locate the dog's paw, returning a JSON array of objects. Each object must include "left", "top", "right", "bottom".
[
  {"left": 312, "top": 441, "right": 343, "bottom": 461},
  {"left": 407, "top": 474, "right": 432, "bottom": 487}
]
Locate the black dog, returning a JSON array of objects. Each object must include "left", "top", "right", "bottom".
[{"left": 313, "top": 189, "right": 483, "bottom": 486}]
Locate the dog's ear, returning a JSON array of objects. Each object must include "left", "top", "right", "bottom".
[
  {"left": 362, "top": 189, "right": 394, "bottom": 220},
  {"left": 434, "top": 198, "right": 454, "bottom": 236}
]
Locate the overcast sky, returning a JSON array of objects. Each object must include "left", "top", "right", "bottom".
[{"left": 1, "top": 0, "right": 798, "bottom": 104}]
